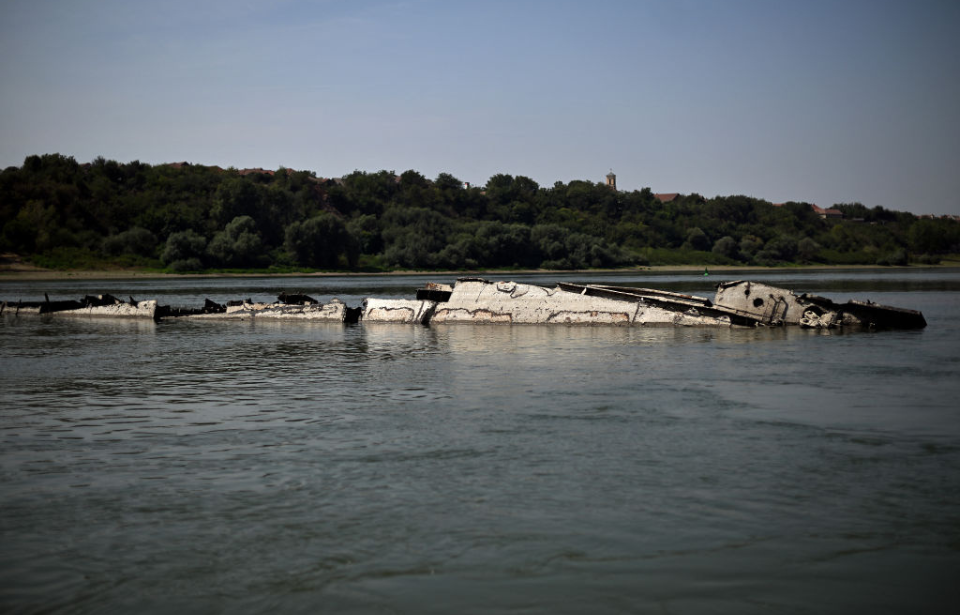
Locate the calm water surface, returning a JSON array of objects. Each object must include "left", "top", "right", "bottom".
[{"left": 2, "top": 269, "right": 959, "bottom": 614}]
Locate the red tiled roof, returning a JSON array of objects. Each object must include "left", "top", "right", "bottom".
[
  {"left": 774, "top": 202, "right": 842, "bottom": 218},
  {"left": 654, "top": 193, "right": 679, "bottom": 203},
  {"left": 237, "top": 167, "right": 275, "bottom": 176}
]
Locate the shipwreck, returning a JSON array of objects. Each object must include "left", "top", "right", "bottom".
[
  {"left": 0, "top": 293, "right": 157, "bottom": 319},
  {"left": 1, "top": 279, "right": 927, "bottom": 330}
]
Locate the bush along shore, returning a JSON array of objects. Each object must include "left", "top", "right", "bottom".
[{"left": 2, "top": 154, "right": 958, "bottom": 274}]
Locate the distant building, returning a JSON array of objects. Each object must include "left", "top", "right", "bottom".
[
  {"left": 655, "top": 193, "right": 679, "bottom": 203},
  {"left": 237, "top": 167, "right": 275, "bottom": 177},
  {"left": 918, "top": 214, "right": 960, "bottom": 221},
  {"left": 605, "top": 171, "right": 616, "bottom": 190},
  {"left": 811, "top": 204, "right": 843, "bottom": 219},
  {"left": 773, "top": 202, "right": 843, "bottom": 219}
]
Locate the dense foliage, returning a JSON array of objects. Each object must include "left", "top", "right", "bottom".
[{"left": 2, "top": 154, "right": 958, "bottom": 272}]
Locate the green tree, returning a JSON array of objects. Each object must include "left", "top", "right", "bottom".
[
  {"left": 739, "top": 235, "right": 764, "bottom": 261},
  {"left": 162, "top": 229, "right": 208, "bottom": 271},
  {"left": 908, "top": 219, "right": 953, "bottom": 254},
  {"left": 284, "top": 213, "right": 358, "bottom": 268},
  {"left": 682, "top": 227, "right": 710, "bottom": 251},
  {"left": 755, "top": 235, "right": 798, "bottom": 265},
  {"left": 797, "top": 237, "right": 821, "bottom": 262},
  {"left": 380, "top": 206, "right": 451, "bottom": 269},
  {"left": 102, "top": 227, "right": 158, "bottom": 257},
  {"left": 207, "top": 216, "right": 265, "bottom": 268},
  {"left": 211, "top": 178, "right": 262, "bottom": 227},
  {"left": 346, "top": 214, "right": 383, "bottom": 254},
  {"left": 712, "top": 236, "right": 738, "bottom": 260}
]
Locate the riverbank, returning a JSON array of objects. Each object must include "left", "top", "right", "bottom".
[
  {"left": 3, "top": 252, "right": 959, "bottom": 281},
  {"left": 3, "top": 264, "right": 959, "bottom": 282}
]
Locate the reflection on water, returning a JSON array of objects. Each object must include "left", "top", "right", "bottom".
[{"left": 2, "top": 270, "right": 960, "bottom": 614}]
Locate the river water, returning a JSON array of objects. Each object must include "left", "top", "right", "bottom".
[{"left": 2, "top": 269, "right": 959, "bottom": 614}]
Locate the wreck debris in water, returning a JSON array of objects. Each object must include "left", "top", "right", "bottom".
[
  {"left": 184, "top": 297, "right": 353, "bottom": 323},
  {"left": 712, "top": 280, "right": 927, "bottom": 329},
  {"left": 428, "top": 279, "right": 739, "bottom": 326},
  {"left": 1, "top": 278, "right": 927, "bottom": 329},
  {"left": 0, "top": 293, "right": 157, "bottom": 319}
]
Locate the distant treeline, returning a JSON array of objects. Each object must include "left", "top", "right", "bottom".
[{"left": 1, "top": 154, "right": 958, "bottom": 272}]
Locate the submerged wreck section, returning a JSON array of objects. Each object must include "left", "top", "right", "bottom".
[
  {"left": 185, "top": 297, "right": 353, "bottom": 323},
  {"left": 362, "top": 298, "right": 438, "bottom": 324},
  {"left": 1, "top": 294, "right": 157, "bottom": 319},
  {"left": 713, "top": 281, "right": 927, "bottom": 329},
  {"left": 1, "top": 279, "right": 926, "bottom": 329},
  {"left": 429, "top": 279, "right": 737, "bottom": 326}
]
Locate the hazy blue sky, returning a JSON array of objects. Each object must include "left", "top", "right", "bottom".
[{"left": 2, "top": 0, "right": 958, "bottom": 214}]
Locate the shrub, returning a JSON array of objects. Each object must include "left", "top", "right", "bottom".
[
  {"left": 712, "top": 236, "right": 738, "bottom": 259},
  {"left": 876, "top": 249, "right": 908, "bottom": 266},
  {"left": 914, "top": 253, "right": 941, "bottom": 265},
  {"left": 207, "top": 216, "right": 264, "bottom": 268},
  {"left": 102, "top": 227, "right": 157, "bottom": 257},
  {"left": 162, "top": 230, "right": 207, "bottom": 267},
  {"left": 284, "top": 213, "right": 358, "bottom": 269},
  {"left": 168, "top": 258, "right": 204, "bottom": 272}
]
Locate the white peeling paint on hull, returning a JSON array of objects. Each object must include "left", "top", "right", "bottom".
[
  {"left": 431, "top": 280, "right": 629, "bottom": 325},
  {"left": 713, "top": 281, "right": 825, "bottom": 326},
  {"left": 187, "top": 300, "right": 347, "bottom": 322},
  {"left": 362, "top": 299, "right": 437, "bottom": 324},
  {"left": 430, "top": 279, "right": 737, "bottom": 326},
  {"left": 54, "top": 300, "right": 157, "bottom": 319},
  {"left": 635, "top": 306, "right": 734, "bottom": 327}
]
